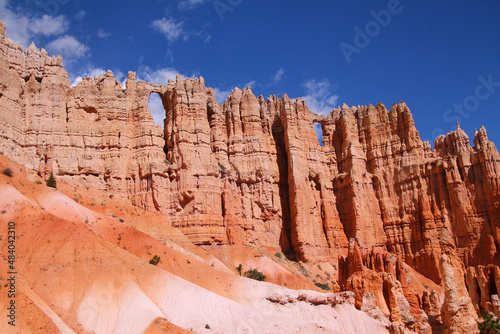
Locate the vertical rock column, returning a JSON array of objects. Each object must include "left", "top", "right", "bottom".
[
  {"left": 329, "top": 104, "right": 386, "bottom": 248},
  {"left": 279, "top": 95, "right": 347, "bottom": 261},
  {"left": 164, "top": 76, "right": 226, "bottom": 244},
  {"left": 440, "top": 253, "right": 478, "bottom": 334},
  {"left": 222, "top": 88, "right": 285, "bottom": 247}
]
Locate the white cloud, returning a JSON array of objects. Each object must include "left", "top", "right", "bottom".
[
  {"left": 30, "top": 15, "right": 68, "bottom": 36},
  {"left": 269, "top": 67, "right": 285, "bottom": 86},
  {"left": 213, "top": 87, "right": 231, "bottom": 104},
  {"left": 138, "top": 66, "right": 184, "bottom": 85},
  {"left": 244, "top": 80, "right": 256, "bottom": 88},
  {"left": 0, "top": 1, "right": 32, "bottom": 46},
  {"left": 113, "top": 70, "right": 125, "bottom": 84},
  {"left": 70, "top": 67, "right": 126, "bottom": 88},
  {"left": 178, "top": 0, "right": 209, "bottom": 10},
  {"left": 97, "top": 28, "right": 111, "bottom": 39},
  {"left": 74, "top": 10, "right": 87, "bottom": 21},
  {"left": 164, "top": 48, "right": 174, "bottom": 63},
  {"left": 192, "top": 22, "right": 212, "bottom": 44},
  {"left": 151, "top": 17, "right": 187, "bottom": 42},
  {"left": 203, "top": 34, "right": 212, "bottom": 44},
  {"left": 301, "top": 79, "right": 339, "bottom": 116},
  {"left": 70, "top": 67, "right": 106, "bottom": 87},
  {"left": 46, "top": 35, "right": 89, "bottom": 61},
  {"left": 0, "top": 1, "right": 69, "bottom": 46}
]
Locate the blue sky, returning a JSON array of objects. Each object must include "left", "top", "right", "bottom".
[{"left": 1, "top": 0, "right": 500, "bottom": 147}]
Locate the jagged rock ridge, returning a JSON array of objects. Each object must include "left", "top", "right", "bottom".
[{"left": 0, "top": 20, "right": 499, "bottom": 332}]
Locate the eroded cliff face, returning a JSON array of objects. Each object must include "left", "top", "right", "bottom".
[{"left": 1, "top": 20, "right": 499, "bottom": 332}]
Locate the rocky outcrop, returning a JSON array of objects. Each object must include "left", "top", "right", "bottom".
[
  {"left": 339, "top": 239, "right": 433, "bottom": 332},
  {"left": 0, "top": 20, "right": 499, "bottom": 332},
  {"left": 466, "top": 264, "right": 500, "bottom": 316},
  {"left": 440, "top": 253, "right": 478, "bottom": 333}
]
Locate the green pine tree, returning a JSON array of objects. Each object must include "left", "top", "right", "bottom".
[
  {"left": 149, "top": 255, "right": 160, "bottom": 265},
  {"left": 478, "top": 309, "right": 500, "bottom": 334},
  {"left": 46, "top": 172, "right": 57, "bottom": 188}
]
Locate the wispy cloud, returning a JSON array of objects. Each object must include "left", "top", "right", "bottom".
[
  {"left": 30, "top": 15, "right": 68, "bottom": 36},
  {"left": 244, "top": 80, "right": 257, "bottom": 88},
  {"left": 178, "top": 0, "right": 210, "bottom": 10},
  {"left": 46, "top": 35, "right": 89, "bottom": 62},
  {"left": 70, "top": 67, "right": 125, "bottom": 88},
  {"left": 74, "top": 10, "right": 87, "bottom": 21},
  {"left": 151, "top": 17, "right": 187, "bottom": 42},
  {"left": 213, "top": 87, "right": 231, "bottom": 104},
  {"left": 97, "top": 28, "right": 111, "bottom": 39},
  {"left": 71, "top": 67, "right": 107, "bottom": 87},
  {"left": 113, "top": 70, "right": 125, "bottom": 84},
  {"left": 137, "top": 66, "right": 188, "bottom": 85},
  {"left": 301, "top": 79, "right": 339, "bottom": 115},
  {"left": 203, "top": 34, "right": 212, "bottom": 44},
  {"left": 268, "top": 67, "right": 285, "bottom": 86},
  {"left": 192, "top": 22, "right": 212, "bottom": 44}
]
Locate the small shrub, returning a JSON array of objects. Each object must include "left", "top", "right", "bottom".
[
  {"left": 315, "top": 282, "right": 330, "bottom": 291},
  {"left": 46, "top": 173, "right": 57, "bottom": 188},
  {"left": 317, "top": 264, "right": 322, "bottom": 270},
  {"left": 35, "top": 180, "right": 42, "bottom": 184},
  {"left": 205, "top": 324, "right": 210, "bottom": 329},
  {"left": 244, "top": 269, "right": 266, "bottom": 281},
  {"left": 478, "top": 309, "right": 500, "bottom": 333},
  {"left": 218, "top": 163, "right": 226, "bottom": 171},
  {"left": 236, "top": 263, "right": 243, "bottom": 276},
  {"left": 275, "top": 252, "right": 282, "bottom": 258},
  {"left": 2, "top": 168, "right": 13, "bottom": 177},
  {"left": 149, "top": 255, "right": 161, "bottom": 265}
]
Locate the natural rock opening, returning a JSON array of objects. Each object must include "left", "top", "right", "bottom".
[
  {"left": 148, "top": 91, "right": 170, "bottom": 159},
  {"left": 148, "top": 92, "right": 166, "bottom": 129},
  {"left": 313, "top": 122, "right": 324, "bottom": 147}
]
